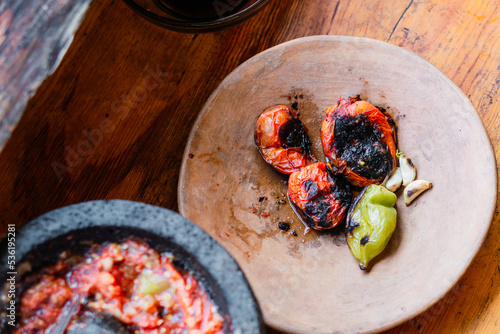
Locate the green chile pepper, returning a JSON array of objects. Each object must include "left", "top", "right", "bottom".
[{"left": 346, "top": 184, "right": 397, "bottom": 270}]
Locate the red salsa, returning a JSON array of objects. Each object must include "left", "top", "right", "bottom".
[{"left": 14, "top": 239, "right": 224, "bottom": 333}]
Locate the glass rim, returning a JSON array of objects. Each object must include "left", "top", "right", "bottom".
[{"left": 121, "top": 0, "right": 272, "bottom": 33}]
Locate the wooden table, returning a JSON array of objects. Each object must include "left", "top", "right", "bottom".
[{"left": 1, "top": 0, "right": 498, "bottom": 333}]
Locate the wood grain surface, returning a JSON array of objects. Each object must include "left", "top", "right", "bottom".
[{"left": 0, "top": 0, "right": 499, "bottom": 333}]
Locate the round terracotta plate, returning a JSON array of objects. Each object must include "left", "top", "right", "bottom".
[{"left": 178, "top": 36, "right": 496, "bottom": 334}]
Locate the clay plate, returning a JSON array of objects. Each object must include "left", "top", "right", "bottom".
[{"left": 178, "top": 36, "right": 496, "bottom": 333}]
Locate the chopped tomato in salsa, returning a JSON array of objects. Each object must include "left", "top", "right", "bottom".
[{"left": 14, "top": 239, "right": 224, "bottom": 334}]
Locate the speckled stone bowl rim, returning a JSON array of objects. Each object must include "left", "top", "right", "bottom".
[{"left": 0, "top": 200, "right": 264, "bottom": 334}]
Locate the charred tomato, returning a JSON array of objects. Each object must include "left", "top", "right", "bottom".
[
  {"left": 255, "top": 105, "right": 316, "bottom": 174},
  {"left": 321, "top": 96, "right": 397, "bottom": 187},
  {"left": 288, "top": 162, "right": 352, "bottom": 230}
]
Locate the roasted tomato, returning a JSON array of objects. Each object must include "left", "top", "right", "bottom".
[
  {"left": 321, "top": 96, "right": 397, "bottom": 187},
  {"left": 255, "top": 105, "right": 316, "bottom": 174},
  {"left": 288, "top": 162, "right": 352, "bottom": 230}
]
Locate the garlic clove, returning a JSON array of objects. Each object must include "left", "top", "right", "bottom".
[
  {"left": 399, "top": 153, "right": 416, "bottom": 186},
  {"left": 404, "top": 180, "right": 432, "bottom": 205},
  {"left": 385, "top": 167, "right": 402, "bottom": 192}
]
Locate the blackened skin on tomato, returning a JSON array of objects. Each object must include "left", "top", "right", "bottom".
[
  {"left": 279, "top": 117, "right": 313, "bottom": 155},
  {"left": 326, "top": 167, "right": 353, "bottom": 206},
  {"left": 303, "top": 170, "right": 352, "bottom": 229},
  {"left": 334, "top": 114, "right": 392, "bottom": 182},
  {"left": 305, "top": 196, "right": 333, "bottom": 228}
]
